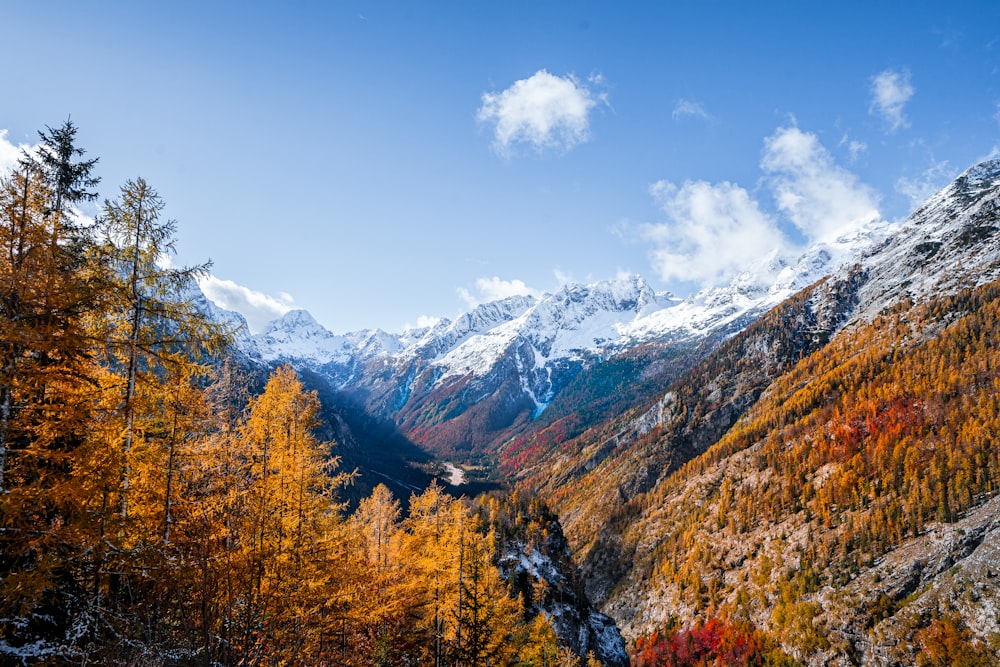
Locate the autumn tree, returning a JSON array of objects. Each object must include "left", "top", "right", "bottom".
[
  {"left": 226, "top": 365, "right": 351, "bottom": 665},
  {"left": 452, "top": 527, "right": 522, "bottom": 666},
  {"left": 0, "top": 126, "right": 102, "bottom": 653},
  {"left": 90, "top": 177, "right": 226, "bottom": 523},
  {"left": 349, "top": 482, "right": 417, "bottom": 662}
]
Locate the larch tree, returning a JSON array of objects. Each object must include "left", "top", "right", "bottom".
[
  {"left": 349, "top": 483, "right": 417, "bottom": 663},
  {"left": 229, "top": 365, "right": 351, "bottom": 665},
  {"left": 452, "top": 527, "right": 522, "bottom": 667},
  {"left": 0, "top": 131, "right": 102, "bottom": 653},
  {"left": 403, "top": 481, "right": 463, "bottom": 667},
  {"left": 77, "top": 178, "right": 229, "bottom": 658},
  {"left": 90, "top": 177, "right": 227, "bottom": 527},
  {"left": 1, "top": 119, "right": 100, "bottom": 493}
]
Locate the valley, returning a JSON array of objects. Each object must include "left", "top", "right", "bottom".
[{"left": 224, "top": 159, "right": 1000, "bottom": 664}]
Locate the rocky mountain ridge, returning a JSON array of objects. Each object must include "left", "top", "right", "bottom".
[{"left": 212, "top": 216, "right": 890, "bottom": 460}]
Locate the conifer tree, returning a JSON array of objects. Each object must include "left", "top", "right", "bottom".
[
  {"left": 228, "top": 365, "right": 350, "bottom": 665},
  {"left": 403, "top": 481, "right": 463, "bottom": 666},
  {"left": 90, "top": 177, "right": 226, "bottom": 523},
  {"left": 351, "top": 482, "right": 413, "bottom": 657},
  {"left": 452, "top": 528, "right": 522, "bottom": 666},
  {"left": 19, "top": 118, "right": 100, "bottom": 226},
  {"left": 0, "top": 125, "right": 102, "bottom": 657}
]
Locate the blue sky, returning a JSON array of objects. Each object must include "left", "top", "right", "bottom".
[{"left": 3, "top": 1, "right": 1000, "bottom": 333}]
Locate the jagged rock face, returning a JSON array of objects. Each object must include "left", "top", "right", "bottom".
[
  {"left": 492, "top": 501, "right": 630, "bottom": 667},
  {"left": 833, "top": 158, "right": 1000, "bottom": 325}
]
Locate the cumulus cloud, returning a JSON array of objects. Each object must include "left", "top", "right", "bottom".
[
  {"left": 672, "top": 99, "right": 711, "bottom": 122},
  {"left": 457, "top": 276, "right": 543, "bottom": 308},
  {"left": 638, "top": 126, "right": 881, "bottom": 289},
  {"left": 197, "top": 274, "right": 294, "bottom": 333},
  {"left": 0, "top": 130, "right": 28, "bottom": 174},
  {"left": 762, "top": 126, "right": 880, "bottom": 241},
  {"left": 477, "top": 70, "right": 605, "bottom": 156},
  {"left": 896, "top": 158, "right": 955, "bottom": 208},
  {"left": 869, "top": 68, "right": 915, "bottom": 132},
  {"left": 640, "top": 180, "right": 785, "bottom": 286}
]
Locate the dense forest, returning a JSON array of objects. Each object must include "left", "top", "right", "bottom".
[{"left": 0, "top": 121, "right": 630, "bottom": 666}]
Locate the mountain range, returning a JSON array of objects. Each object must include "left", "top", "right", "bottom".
[{"left": 203, "top": 158, "right": 1000, "bottom": 664}]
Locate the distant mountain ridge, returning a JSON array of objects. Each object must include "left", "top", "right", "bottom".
[{"left": 209, "top": 216, "right": 890, "bottom": 459}]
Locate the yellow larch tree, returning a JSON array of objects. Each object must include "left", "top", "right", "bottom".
[{"left": 229, "top": 364, "right": 352, "bottom": 666}]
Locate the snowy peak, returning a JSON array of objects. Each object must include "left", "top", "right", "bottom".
[
  {"left": 405, "top": 294, "right": 538, "bottom": 361},
  {"left": 262, "top": 308, "right": 320, "bottom": 336},
  {"left": 431, "top": 275, "right": 676, "bottom": 382},
  {"left": 837, "top": 158, "right": 1000, "bottom": 324},
  {"left": 256, "top": 309, "right": 355, "bottom": 366},
  {"left": 957, "top": 157, "right": 1000, "bottom": 191}
]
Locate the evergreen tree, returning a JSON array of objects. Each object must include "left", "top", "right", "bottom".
[{"left": 19, "top": 118, "right": 100, "bottom": 224}]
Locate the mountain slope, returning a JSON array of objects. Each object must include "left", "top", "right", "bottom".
[
  {"left": 606, "top": 279, "right": 1000, "bottom": 664},
  {"left": 511, "top": 160, "right": 1000, "bottom": 664}
]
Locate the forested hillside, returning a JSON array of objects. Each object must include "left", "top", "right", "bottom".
[
  {"left": 595, "top": 279, "right": 1000, "bottom": 665},
  {"left": 505, "top": 161, "right": 1000, "bottom": 665},
  {"left": 0, "top": 123, "right": 627, "bottom": 666}
]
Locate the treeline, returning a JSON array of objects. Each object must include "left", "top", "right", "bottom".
[{"left": 0, "top": 122, "right": 578, "bottom": 665}]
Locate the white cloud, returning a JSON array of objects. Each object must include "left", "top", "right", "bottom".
[
  {"left": 415, "top": 315, "right": 442, "bottom": 328},
  {"left": 197, "top": 274, "right": 294, "bottom": 333},
  {"left": 640, "top": 180, "right": 785, "bottom": 286},
  {"left": 847, "top": 140, "right": 867, "bottom": 161},
  {"left": 839, "top": 134, "right": 867, "bottom": 161},
  {"left": 762, "top": 126, "right": 880, "bottom": 241},
  {"left": 0, "top": 130, "right": 29, "bottom": 175},
  {"left": 638, "top": 126, "right": 880, "bottom": 289},
  {"left": 896, "top": 158, "right": 955, "bottom": 208},
  {"left": 477, "top": 69, "right": 605, "bottom": 156},
  {"left": 457, "top": 276, "right": 543, "bottom": 308},
  {"left": 403, "top": 314, "right": 443, "bottom": 331},
  {"left": 672, "top": 99, "right": 711, "bottom": 122},
  {"left": 869, "top": 68, "right": 915, "bottom": 132}
]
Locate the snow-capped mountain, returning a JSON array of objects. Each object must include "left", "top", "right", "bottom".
[
  {"left": 838, "top": 158, "right": 1000, "bottom": 324},
  {"left": 249, "top": 221, "right": 887, "bottom": 386},
  {"left": 209, "top": 204, "right": 889, "bottom": 457}
]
